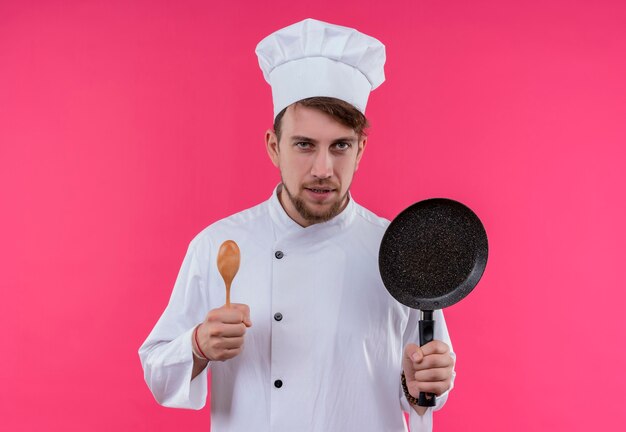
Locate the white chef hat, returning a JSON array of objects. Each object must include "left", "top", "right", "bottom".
[{"left": 255, "top": 18, "right": 386, "bottom": 119}]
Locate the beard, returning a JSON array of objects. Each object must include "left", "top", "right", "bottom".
[{"left": 282, "top": 180, "right": 348, "bottom": 224}]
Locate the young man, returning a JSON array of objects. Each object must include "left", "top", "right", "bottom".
[{"left": 139, "top": 19, "right": 455, "bottom": 431}]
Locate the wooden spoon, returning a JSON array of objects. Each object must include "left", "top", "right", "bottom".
[{"left": 217, "top": 240, "right": 240, "bottom": 307}]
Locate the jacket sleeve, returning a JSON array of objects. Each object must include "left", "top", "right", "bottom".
[
  {"left": 401, "top": 308, "right": 456, "bottom": 431},
  {"left": 138, "top": 237, "right": 212, "bottom": 409}
]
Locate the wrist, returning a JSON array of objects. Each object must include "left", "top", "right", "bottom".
[
  {"left": 401, "top": 371, "right": 420, "bottom": 406},
  {"left": 192, "top": 324, "right": 210, "bottom": 361}
]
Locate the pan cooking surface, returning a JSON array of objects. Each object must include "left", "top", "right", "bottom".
[{"left": 379, "top": 199, "right": 488, "bottom": 310}]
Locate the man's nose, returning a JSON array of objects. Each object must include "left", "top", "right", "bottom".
[{"left": 311, "top": 149, "right": 333, "bottom": 179}]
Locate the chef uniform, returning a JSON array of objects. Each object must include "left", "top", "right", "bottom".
[{"left": 139, "top": 19, "right": 455, "bottom": 432}]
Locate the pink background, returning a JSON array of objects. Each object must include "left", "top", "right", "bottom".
[{"left": 2, "top": 0, "right": 625, "bottom": 430}]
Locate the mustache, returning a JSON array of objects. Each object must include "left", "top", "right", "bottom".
[{"left": 302, "top": 180, "right": 339, "bottom": 189}]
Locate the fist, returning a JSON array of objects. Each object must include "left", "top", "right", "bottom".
[
  {"left": 195, "top": 303, "right": 252, "bottom": 361},
  {"left": 402, "top": 341, "right": 455, "bottom": 399}
]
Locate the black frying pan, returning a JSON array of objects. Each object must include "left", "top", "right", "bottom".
[{"left": 378, "top": 198, "right": 488, "bottom": 406}]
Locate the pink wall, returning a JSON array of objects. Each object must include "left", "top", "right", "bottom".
[{"left": 2, "top": 1, "right": 625, "bottom": 430}]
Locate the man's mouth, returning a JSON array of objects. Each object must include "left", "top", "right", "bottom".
[
  {"left": 305, "top": 187, "right": 334, "bottom": 193},
  {"left": 303, "top": 185, "right": 338, "bottom": 199}
]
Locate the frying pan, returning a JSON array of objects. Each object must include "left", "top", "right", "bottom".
[{"left": 378, "top": 198, "right": 488, "bottom": 407}]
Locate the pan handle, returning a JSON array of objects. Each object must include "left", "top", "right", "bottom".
[{"left": 418, "top": 310, "right": 436, "bottom": 407}]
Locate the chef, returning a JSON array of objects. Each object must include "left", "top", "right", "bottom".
[{"left": 139, "top": 18, "right": 455, "bottom": 431}]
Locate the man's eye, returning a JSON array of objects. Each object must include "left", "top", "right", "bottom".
[
  {"left": 334, "top": 142, "right": 351, "bottom": 150},
  {"left": 296, "top": 142, "right": 311, "bottom": 149}
]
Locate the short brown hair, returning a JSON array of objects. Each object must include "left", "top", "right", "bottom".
[{"left": 273, "top": 97, "right": 369, "bottom": 141}]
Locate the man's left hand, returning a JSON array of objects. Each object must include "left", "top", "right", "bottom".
[{"left": 402, "top": 341, "right": 455, "bottom": 401}]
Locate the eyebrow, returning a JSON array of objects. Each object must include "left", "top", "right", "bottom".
[{"left": 289, "top": 135, "right": 358, "bottom": 144}]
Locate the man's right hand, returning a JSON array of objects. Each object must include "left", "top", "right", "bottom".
[{"left": 195, "top": 303, "right": 252, "bottom": 361}]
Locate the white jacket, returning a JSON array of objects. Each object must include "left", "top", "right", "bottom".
[{"left": 139, "top": 188, "right": 454, "bottom": 431}]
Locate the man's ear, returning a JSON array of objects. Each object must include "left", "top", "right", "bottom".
[
  {"left": 265, "top": 129, "right": 280, "bottom": 168},
  {"left": 355, "top": 137, "right": 367, "bottom": 171}
]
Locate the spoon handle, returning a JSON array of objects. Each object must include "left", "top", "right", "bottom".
[{"left": 225, "top": 282, "right": 231, "bottom": 307}]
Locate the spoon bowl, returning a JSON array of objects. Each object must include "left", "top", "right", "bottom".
[{"left": 217, "top": 240, "right": 240, "bottom": 307}]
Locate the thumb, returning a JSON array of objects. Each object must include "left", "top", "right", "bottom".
[
  {"left": 405, "top": 343, "right": 423, "bottom": 363},
  {"left": 243, "top": 315, "right": 252, "bottom": 327},
  {"left": 231, "top": 303, "right": 253, "bottom": 327},
  {"left": 402, "top": 344, "right": 423, "bottom": 380}
]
